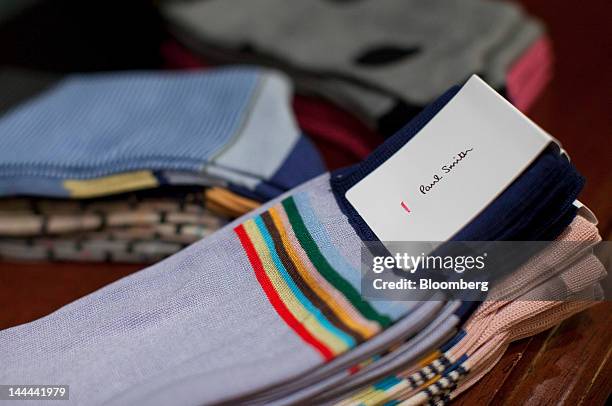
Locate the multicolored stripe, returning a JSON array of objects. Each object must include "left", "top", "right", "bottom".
[
  {"left": 332, "top": 374, "right": 409, "bottom": 406},
  {"left": 234, "top": 195, "right": 391, "bottom": 361},
  {"left": 334, "top": 349, "right": 451, "bottom": 405},
  {"left": 338, "top": 354, "right": 470, "bottom": 406}
]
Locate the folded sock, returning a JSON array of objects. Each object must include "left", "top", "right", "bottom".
[
  {"left": 310, "top": 212, "right": 601, "bottom": 404},
  {"left": 0, "top": 68, "right": 325, "bottom": 200},
  {"left": 413, "top": 253, "right": 605, "bottom": 403},
  {"left": 162, "top": 0, "right": 546, "bottom": 135},
  {"left": 327, "top": 213, "right": 602, "bottom": 405},
  {"left": 349, "top": 254, "right": 605, "bottom": 406},
  {"left": 204, "top": 187, "right": 260, "bottom": 217},
  {"left": 416, "top": 285, "right": 604, "bottom": 406},
  {"left": 161, "top": 40, "right": 384, "bottom": 169},
  {"left": 292, "top": 95, "right": 384, "bottom": 169},
  {"left": 476, "top": 214, "right": 601, "bottom": 313},
  {"left": 0, "top": 84, "right": 584, "bottom": 405},
  {"left": 246, "top": 301, "right": 454, "bottom": 405},
  {"left": 399, "top": 283, "right": 604, "bottom": 406},
  {"left": 446, "top": 288, "right": 603, "bottom": 403}
]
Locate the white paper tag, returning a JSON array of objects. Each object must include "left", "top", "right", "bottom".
[{"left": 346, "top": 75, "right": 556, "bottom": 242}]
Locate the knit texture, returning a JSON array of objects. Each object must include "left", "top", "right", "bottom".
[
  {"left": 163, "top": 0, "right": 545, "bottom": 134},
  {"left": 0, "top": 68, "right": 325, "bottom": 200}
]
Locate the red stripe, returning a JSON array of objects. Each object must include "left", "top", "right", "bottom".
[
  {"left": 234, "top": 224, "right": 334, "bottom": 361},
  {"left": 349, "top": 365, "right": 361, "bottom": 375}
]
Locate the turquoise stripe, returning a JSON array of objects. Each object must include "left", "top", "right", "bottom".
[
  {"left": 374, "top": 375, "right": 402, "bottom": 390},
  {"left": 292, "top": 191, "right": 416, "bottom": 320},
  {"left": 253, "top": 216, "right": 356, "bottom": 348}
]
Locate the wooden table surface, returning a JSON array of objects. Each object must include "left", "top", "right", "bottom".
[{"left": 0, "top": 0, "right": 610, "bottom": 404}]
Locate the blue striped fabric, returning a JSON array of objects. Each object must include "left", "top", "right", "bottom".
[{"left": 0, "top": 68, "right": 260, "bottom": 179}]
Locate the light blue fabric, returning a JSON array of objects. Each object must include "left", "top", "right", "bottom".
[
  {"left": 0, "top": 68, "right": 260, "bottom": 179},
  {"left": 0, "top": 68, "right": 326, "bottom": 200},
  {"left": 292, "top": 192, "right": 364, "bottom": 291}
]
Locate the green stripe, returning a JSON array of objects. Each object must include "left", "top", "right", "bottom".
[{"left": 282, "top": 197, "right": 392, "bottom": 327}]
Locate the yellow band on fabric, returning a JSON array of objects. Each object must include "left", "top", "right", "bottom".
[{"left": 64, "top": 171, "right": 158, "bottom": 198}]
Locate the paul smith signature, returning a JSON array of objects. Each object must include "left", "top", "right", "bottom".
[{"left": 419, "top": 148, "right": 474, "bottom": 195}]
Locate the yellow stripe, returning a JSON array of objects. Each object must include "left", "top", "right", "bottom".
[
  {"left": 269, "top": 206, "right": 379, "bottom": 339},
  {"left": 342, "top": 382, "right": 386, "bottom": 406},
  {"left": 243, "top": 219, "right": 347, "bottom": 355},
  {"left": 362, "top": 389, "right": 391, "bottom": 406},
  {"left": 423, "top": 376, "right": 440, "bottom": 389},
  {"left": 360, "top": 386, "right": 387, "bottom": 406},
  {"left": 64, "top": 171, "right": 158, "bottom": 198},
  {"left": 206, "top": 187, "right": 260, "bottom": 211},
  {"left": 342, "top": 378, "right": 410, "bottom": 406},
  {"left": 418, "top": 350, "right": 441, "bottom": 367},
  {"left": 356, "top": 386, "right": 389, "bottom": 406},
  {"left": 337, "top": 386, "right": 376, "bottom": 406}
]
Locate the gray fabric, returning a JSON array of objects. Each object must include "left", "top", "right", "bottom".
[
  {"left": 163, "top": 0, "right": 542, "bottom": 124},
  {"left": 483, "top": 15, "right": 543, "bottom": 88}
]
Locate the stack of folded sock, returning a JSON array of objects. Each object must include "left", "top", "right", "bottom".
[
  {"left": 160, "top": 0, "right": 553, "bottom": 135},
  {"left": 1, "top": 83, "right": 604, "bottom": 405},
  {"left": 0, "top": 187, "right": 253, "bottom": 263},
  {"left": 0, "top": 67, "right": 326, "bottom": 263},
  {"left": 315, "top": 214, "right": 604, "bottom": 406}
]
